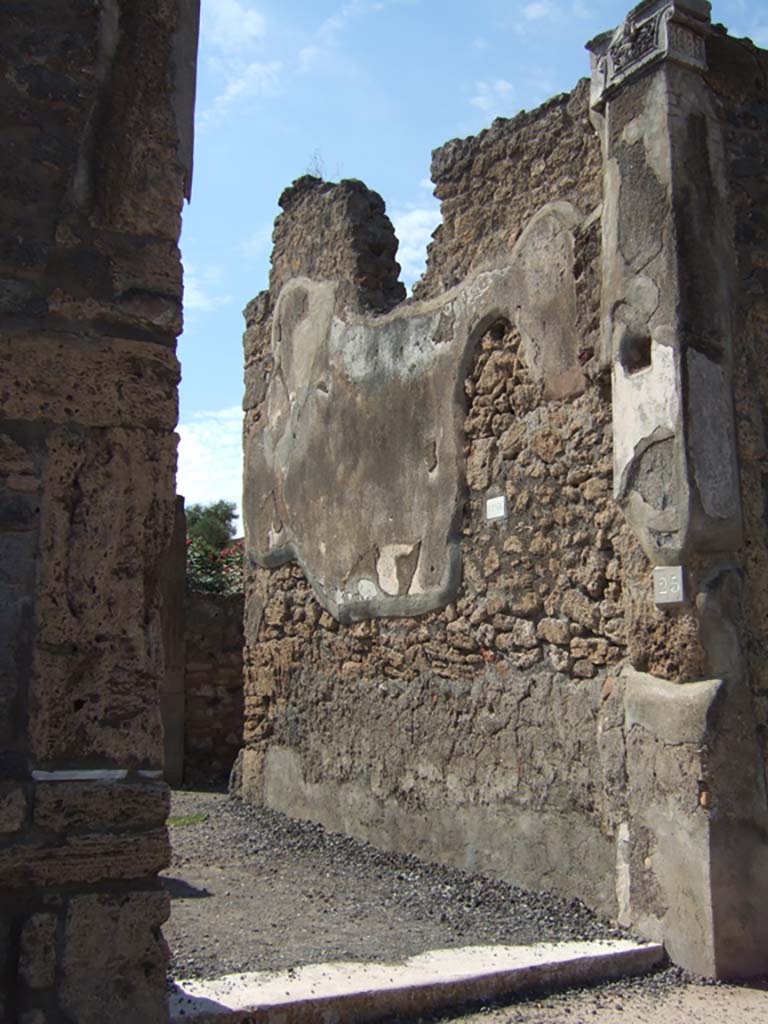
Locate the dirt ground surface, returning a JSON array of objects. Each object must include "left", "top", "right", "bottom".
[
  {"left": 420, "top": 973, "right": 768, "bottom": 1024},
  {"left": 163, "top": 789, "right": 768, "bottom": 1023}
]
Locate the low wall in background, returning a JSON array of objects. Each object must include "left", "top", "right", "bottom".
[{"left": 182, "top": 591, "right": 245, "bottom": 786}]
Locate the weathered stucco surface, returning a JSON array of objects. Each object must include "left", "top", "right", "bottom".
[
  {"left": 242, "top": 69, "right": 625, "bottom": 911},
  {"left": 246, "top": 201, "right": 587, "bottom": 621},
  {"left": 1, "top": 2, "right": 198, "bottom": 1020},
  {"left": 241, "top": 1, "right": 768, "bottom": 980}
]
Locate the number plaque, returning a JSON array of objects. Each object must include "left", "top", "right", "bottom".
[{"left": 653, "top": 566, "right": 685, "bottom": 607}]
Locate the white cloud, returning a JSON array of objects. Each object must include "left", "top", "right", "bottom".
[
  {"left": 207, "top": 59, "right": 283, "bottom": 119},
  {"left": 470, "top": 78, "right": 517, "bottom": 113},
  {"left": 202, "top": 0, "right": 266, "bottom": 53},
  {"left": 183, "top": 265, "right": 231, "bottom": 314},
  {"left": 391, "top": 205, "right": 442, "bottom": 290},
  {"left": 315, "top": 0, "right": 395, "bottom": 44},
  {"left": 240, "top": 224, "right": 274, "bottom": 260},
  {"left": 521, "top": 1, "right": 559, "bottom": 20},
  {"left": 297, "top": 0, "right": 412, "bottom": 77},
  {"left": 298, "top": 45, "right": 321, "bottom": 71},
  {"left": 177, "top": 406, "right": 244, "bottom": 531}
]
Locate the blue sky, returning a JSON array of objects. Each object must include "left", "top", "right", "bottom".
[{"left": 176, "top": 0, "right": 768, "bottom": 525}]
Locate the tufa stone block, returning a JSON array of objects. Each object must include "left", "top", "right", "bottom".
[
  {"left": 19, "top": 913, "right": 57, "bottom": 988},
  {"left": 0, "top": 783, "right": 27, "bottom": 834},
  {"left": 60, "top": 891, "right": 170, "bottom": 1024}
]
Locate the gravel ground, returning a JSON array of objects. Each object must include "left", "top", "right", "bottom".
[
  {"left": 163, "top": 788, "right": 626, "bottom": 981},
  {"left": 163, "top": 789, "right": 768, "bottom": 1023}
]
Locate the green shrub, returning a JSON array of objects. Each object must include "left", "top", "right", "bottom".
[{"left": 186, "top": 536, "right": 244, "bottom": 594}]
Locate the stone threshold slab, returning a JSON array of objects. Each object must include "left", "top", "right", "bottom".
[{"left": 169, "top": 939, "right": 665, "bottom": 1023}]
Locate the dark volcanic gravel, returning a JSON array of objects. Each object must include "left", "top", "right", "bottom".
[{"left": 164, "top": 788, "right": 629, "bottom": 982}]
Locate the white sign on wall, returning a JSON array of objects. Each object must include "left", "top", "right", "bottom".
[
  {"left": 485, "top": 495, "right": 507, "bottom": 521},
  {"left": 653, "top": 566, "right": 686, "bottom": 607}
]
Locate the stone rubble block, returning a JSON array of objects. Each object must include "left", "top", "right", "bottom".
[
  {"left": 60, "top": 891, "right": 170, "bottom": 1024},
  {"left": 0, "top": 828, "right": 170, "bottom": 888},
  {"left": 18, "top": 913, "right": 57, "bottom": 989},
  {"left": 33, "top": 781, "right": 170, "bottom": 833}
]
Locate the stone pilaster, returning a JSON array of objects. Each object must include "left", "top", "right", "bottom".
[
  {"left": 589, "top": 0, "right": 740, "bottom": 566},
  {"left": 590, "top": 1, "right": 768, "bottom": 979}
]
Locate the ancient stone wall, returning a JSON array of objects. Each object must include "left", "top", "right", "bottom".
[
  {"left": 1, "top": 2, "right": 198, "bottom": 1020},
  {"left": 241, "top": 2, "right": 768, "bottom": 980},
  {"left": 240, "top": 79, "right": 639, "bottom": 916},
  {"left": 586, "top": 2, "right": 768, "bottom": 976},
  {"left": 704, "top": 30, "right": 768, "bottom": 768},
  {"left": 414, "top": 78, "right": 602, "bottom": 301},
  {"left": 184, "top": 592, "right": 245, "bottom": 785}
]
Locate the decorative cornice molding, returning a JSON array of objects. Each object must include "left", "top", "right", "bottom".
[{"left": 587, "top": 0, "right": 711, "bottom": 110}]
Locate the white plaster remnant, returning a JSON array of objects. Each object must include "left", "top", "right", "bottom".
[
  {"left": 333, "top": 312, "right": 444, "bottom": 384},
  {"left": 377, "top": 544, "right": 417, "bottom": 596},
  {"left": 616, "top": 822, "right": 631, "bottom": 928},
  {"left": 267, "top": 527, "right": 284, "bottom": 550},
  {"left": 612, "top": 339, "right": 679, "bottom": 499},
  {"left": 31, "top": 769, "right": 163, "bottom": 781},
  {"left": 272, "top": 279, "right": 335, "bottom": 400},
  {"left": 356, "top": 579, "right": 379, "bottom": 601}
]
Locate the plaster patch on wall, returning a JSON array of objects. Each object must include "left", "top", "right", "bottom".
[
  {"left": 613, "top": 339, "right": 679, "bottom": 500},
  {"left": 333, "top": 312, "right": 444, "bottom": 384},
  {"left": 377, "top": 543, "right": 418, "bottom": 596},
  {"left": 616, "top": 821, "right": 631, "bottom": 928},
  {"left": 357, "top": 579, "right": 379, "bottom": 601},
  {"left": 245, "top": 202, "right": 587, "bottom": 620}
]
